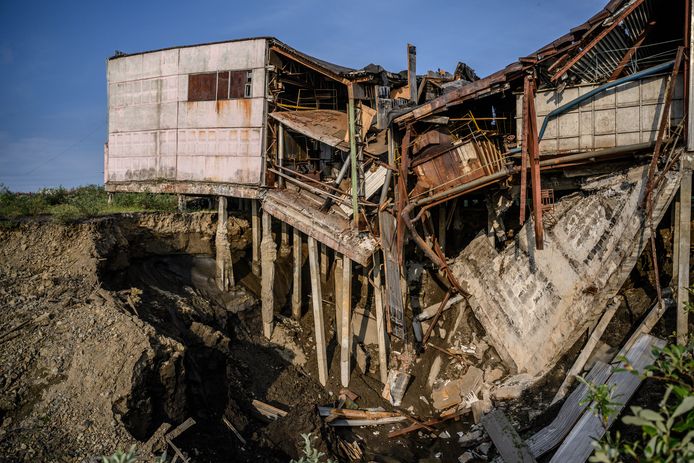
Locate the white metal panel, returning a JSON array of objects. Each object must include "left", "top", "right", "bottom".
[
  {"left": 517, "top": 74, "right": 684, "bottom": 155},
  {"left": 177, "top": 39, "right": 266, "bottom": 74},
  {"left": 108, "top": 49, "right": 179, "bottom": 83},
  {"left": 107, "top": 130, "right": 177, "bottom": 182},
  {"left": 109, "top": 102, "right": 178, "bottom": 133},
  {"left": 177, "top": 98, "right": 264, "bottom": 129}
]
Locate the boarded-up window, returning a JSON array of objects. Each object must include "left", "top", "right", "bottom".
[
  {"left": 188, "top": 73, "right": 217, "bottom": 101},
  {"left": 188, "top": 70, "right": 252, "bottom": 101}
]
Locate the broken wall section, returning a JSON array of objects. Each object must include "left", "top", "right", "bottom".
[{"left": 450, "top": 165, "right": 681, "bottom": 377}]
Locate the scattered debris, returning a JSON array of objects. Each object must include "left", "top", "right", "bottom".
[{"left": 252, "top": 400, "right": 288, "bottom": 421}]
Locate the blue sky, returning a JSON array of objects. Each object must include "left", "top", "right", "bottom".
[{"left": 0, "top": 0, "right": 604, "bottom": 191}]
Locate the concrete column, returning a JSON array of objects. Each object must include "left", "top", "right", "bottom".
[
  {"left": 261, "top": 211, "right": 276, "bottom": 339},
  {"left": 177, "top": 194, "right": 186, "bottom": 212},
  {"left": 334, "top": 255, "right": 344, "bottom": 336},
  {"left": 215, "top": 196, "right": 234, "bottom": 291},
  {"left": 676, "top": 158, "right": 692, "bottom": 345},
  {"left": 308, "top": 236, "right": 328, "bottom": 386},
  {"left": 251, "top": 200, "right": 261, "bottom": 276},
  {"left": 341, "top": 256, "right": 352, "bottom": 387},
  {"left": 320, "top": 243, "right": 329, "bottom": 283},
  {"left": 280, "top": 221, "right": 291, "bottom": 257},
  {"left": 373, "top": 252, "right": 388, "bottom": 384},
  {"left": 292, "top": 227, "right": 302, "bottom": 320}
]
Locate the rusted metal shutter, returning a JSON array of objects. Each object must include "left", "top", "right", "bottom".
[
  {"left": 217, "top": 71, "right": 230, "bottom": 100},
  {"left": 188, "top": 73, "right": 216, "bottom": 101}
]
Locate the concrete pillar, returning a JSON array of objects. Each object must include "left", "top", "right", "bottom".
[
  {"left": 334, "top": 255, "right": 344, "bottom": 336},
  {"left": 292, "top": 227, "right": 302, "bottom": 320},
  {"left": 215, "top": 196, "right": 234, "bottom": 291},
  {"left": 308, "top": 236, "right": 328, "bottom": 385},
  {"left": 280, "top": 221, "right": 291, "bottom": 257},
  {"left": 341, "top": 256, "right": 352, "bottom": 387},
  {"left": 373, "top": 252, "right": 388, "bottom": 384},
  {"left": 261, "top": 211, "right": 276, "bottom": 339},
  {"left": 177, "top": 194, "right": 186, "bottom": 212},
  {"left": 320, "top": 243, "right": 329, "bottom": 283},
  {"left": 676, "top": 157, "right": 692, "bottom": 345},
  {"left": 251, "top": 200, "right": 261, "bottom": 276}
]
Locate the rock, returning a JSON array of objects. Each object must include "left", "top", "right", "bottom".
[
  {"left": 427, "top": 356, "right": 442, "bottom": 389},
  {"left": 492, "top": 373, "right": 535, "bottom": 401},
  {"left": 623, "top": 287, "right": 650, "bottom": 318},
  {"left": 458, "top": 452, "right": 474, "bottom": 463},
  {"left": 459, "top": 430, "right": 482, "bottom": 446},
  {"left": 351, "top": 307, "right": 379, "bottom": 345},
  {"left": 471, "top": 398, "right": 492, "bottom": 424},
  {"left": 355, "top": 343, "right": 369, "bottom": 374},
  {"left": 478, "top": 442, "right": 492, "bottom": 455},
  {"left": 484, "top": 367, "right": 503, "bottom": 383},
  {"left": 439, "top": 327, "right": 447, "bottom": 338}
]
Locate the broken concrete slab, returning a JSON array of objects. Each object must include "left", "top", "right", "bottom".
[
  {"left": 491, "top": 373, "right": 535, "bottom": 401},
  {"left": 450, "top": 166, "right": 681, "bottom": 377}
]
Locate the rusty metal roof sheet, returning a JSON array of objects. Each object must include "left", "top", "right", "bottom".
[{"left": 270, "top": 110, "right": 349, "bottom": 150}]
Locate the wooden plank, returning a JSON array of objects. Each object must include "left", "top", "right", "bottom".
[
  {"left": 676, "top": 165, "right": 692, "bottom": 345},
  {"left": 251, "top": 200, "right": 260, "bottom": 276},
  {"left": 320, "top": 243, "right": 329, "bottom": 283},
  {"left": 527, "top": 361, "right": 612, "bottom": 458},
  {"left": 292, "top": 227, "right": 302, "bottom": 320},
  {"left": 222, "top": 416, "right": 247, "bottom": 446},
  {"left": 328, "top": 416, "right": 407, "bottom": 427},
  {"left": 551, "top": 298, "right": 620, "bottom": 404},
  {"left": 388, "top": 409, "right": 469, "bottom": 439},
  {"left": 165, "top": 417, "right": 196, "bottom": 441},
  {"left": 341, "top": 256, "right": 352, "bottom": 387},
  {"left": 482, "top": 409, "right": 537, "bottom": 463},
  {"left": 252, "top": 399, "right": 288, "bottom": 419},
  {"left": 689, "top": 0, "right": 694, "bottom": 151},
  {"left": 308, "top": 236, "right": 328, "bottom": 385},
  {"left": 550, "top": 334, "right": 666, "bottom": 463},
  {"left": 261, "top": 211, "right": 276, "bottom": 339},
  {"left": 373, "top": 252, "right": 389, "bottom": 384}
]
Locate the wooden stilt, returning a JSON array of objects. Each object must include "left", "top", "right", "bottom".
[
  {"left": 335, "top": 255, "right": 344, "bottom": 336},
  {"left": 373, "top": 252, "right": 388, "bottom": 384},
  {"left": 676, "top": 160, "right": 692, "bottom": 345},
  {"left": 215, "top": 196, "right": 234, "bottom": 291},
  {"left": 261, "top": 211, "right": 276, "bottom": 339},
  {"left": 251, "top": 200, "right": 261, "bottom": 276},
  {"left": 308, "top": 236, "right": 328, "bottom": 385},
  {"left": 292, "top": 227, "right": 302, "bottom": 320},
  {"left": 341, "top": 256, "right": 352, "bottom": 387},
  {"left": 673, "top": 197, "right": 681, "bottom": 290},
  {"left": 177, "top": 194, "right": 186, "bottom": 212}
]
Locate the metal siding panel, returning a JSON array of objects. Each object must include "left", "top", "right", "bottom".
[
  {"left": 177, "top": 98, "right": 264, "bottom": 129},
  {"left": 177, "top": 40, "right": 266, "bottom": 74}
]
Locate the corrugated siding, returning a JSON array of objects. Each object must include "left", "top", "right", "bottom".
[{"left": 106, "top": 39, "right": 267, "bottom": 185}]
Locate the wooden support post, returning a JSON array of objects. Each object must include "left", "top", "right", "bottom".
[
  {"left": 676, "top": 158, "right": 692, "bottom": 345},
  {"left": 373, "top": 252, "right": 388, "bottom": 384},
  {"left": 251, "top": 200, "right": 261, "bottom": 276},
  {"left": 278, "top": 123, "right": 285, "bottom": 188},
  {"left": 673, "top": 197, "right": 681, "bottom": 289},
  {"left": 438, "top": 204, "right": 446, "bottom": 253},
  {"left": 215, "top": 196, "right": 234, "bottom": 291},
  {"left": 335, "top": 256, "right": 343, "bottom": 336},
  {"left": 107, "top": 192, "right": 114, "bottom": 205},
  {"left": 292, "top": 227, "right": 302, "bottom": 320},
  {"left": 407, "top": 44, "right": 417, "bottom": 104},
  {"left": 177, "top": 194, "right": 185, "bottom": 212},
  {"left": 341, "top": 256, "right": 352, "bottom": 387},
  {"left": 280, "top": 221, "right": 290, "bottom": 257},
  {"left": 261, "top": 211, "right": 276, "bottom": 339},
  {"left": 308, "top": 236, "right": 328, "bottom": 385},
  {"left": 320, "top": 243, "right": 329, "bottom": 283}
]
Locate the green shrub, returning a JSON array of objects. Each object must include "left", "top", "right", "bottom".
[
  {"left": 290, "top": 433, "right": 336, "bottom": 463},
  {"left": 51, "top": 204, "right": 83, "bottom": 224}
]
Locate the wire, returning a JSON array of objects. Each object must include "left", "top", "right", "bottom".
[{"left": 11, "top": 121, "right": 106, "bottom": 177}]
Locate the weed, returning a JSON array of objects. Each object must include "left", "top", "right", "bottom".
[{"left": 290, "top": 433, "right": 336, "bottom": 463}]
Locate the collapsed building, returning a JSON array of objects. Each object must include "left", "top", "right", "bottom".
[{"left": 103, "top": 0, "right": 693, "bottom": 459}]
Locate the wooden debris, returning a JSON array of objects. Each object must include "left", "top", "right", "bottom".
[
  {"left": 337, "top": 438, "right": 363, "bottom": 460},
  {"left": 481, "top": 409, "right": 536, "bottom": 463},
  {"left": 549, "top": 334, "right": 666, "bottom": 463},
  {"left": 339, "top": 388, "right": 359, "bottom": 402},
  {"left": 163, "top": 417, "right": 196, "bottom": 463},
  {"left": 222, "top": 416, "right": 246, "bottom": 446},
  {"left": 252, "top": 399, "right": 288, "bottom": 420},
  {"left": 388, "top": 409, "right": 468, "bottom": 439},
  {"left": 142, "top": 422, "right": 172, "bottom": 454},
  {"left": 382, "top": 369, "right": 410, "bottom": 406},
  {"left": 328, "top": 416, "right": 407, "bottom": 427},
  {"left": 526, "top": 361, "right": 612, "bottom": 458}
]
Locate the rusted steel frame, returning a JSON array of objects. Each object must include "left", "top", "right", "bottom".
[
  {"left": 268, "top": 168, "right": 376, "bottom": 209},
  {"left": 271, "top": 163, "right": 361, "bottom": 197},
  {"left": 270, "top": 45, "right": 348, "bottom": 85},
  {"left": 527, "top": 76, "right": 544, "bottom": 250},
  {"left": 421, "top": 291, "right": 451, "bottom": 349},
  {"left": 520, "top": 75, "right": 531, "bottom": 226},
  {"left": 644, "top": 47, "right": 685, "bottom": 310},
  {"left": 609, "top": 20, "right": 656, "bottom": 80},
  {"left": 552, "top": 0, "right": 646, "bottom": 82}
]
